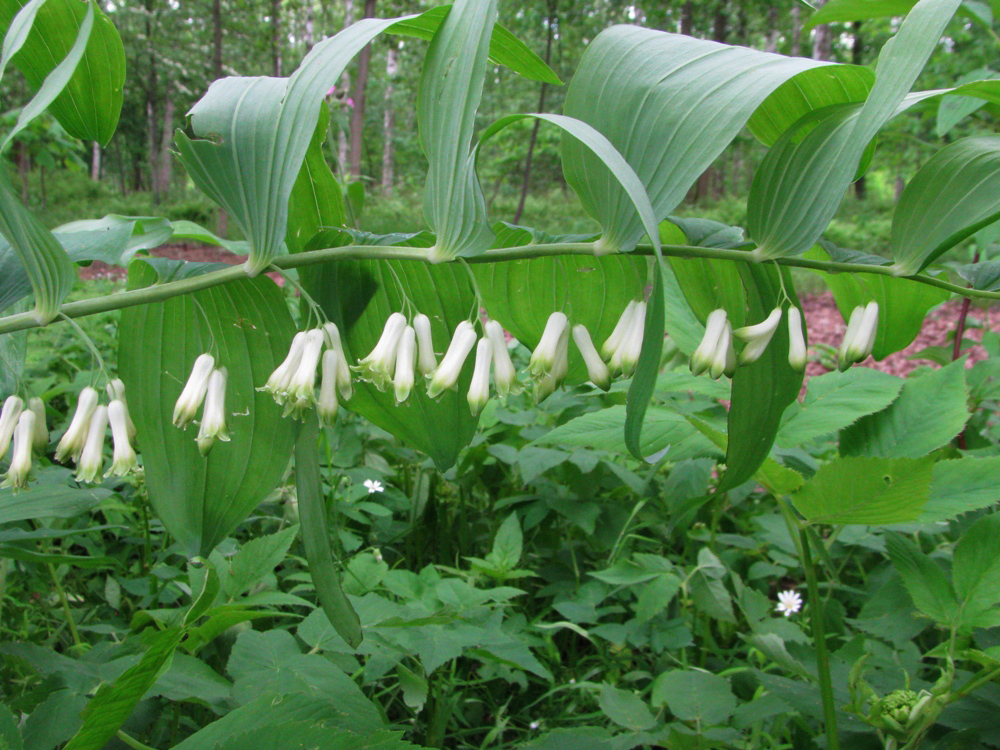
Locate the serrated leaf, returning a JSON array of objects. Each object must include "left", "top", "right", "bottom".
[
  {"left": 886, "top": 533, "right": 959, "bottom": 626},
  {"left": 635, "top": 573, "right": 681, "bottom": 623},
  {"left": 921, "top": 457, "right": 1000, "bottom": 522},
  {"left": 0, "top": 701, "right": 21, "bottom": 750},
  {"left": 598, "top": 684, "right": 656, "bottom": 731},
  {"left": 225, "top": 525, "right": 300, "bottom": 599},
  {"left": 791, "top": 455, "right": 934, "bottom": 525},
  {"left": 651, "top": 670, "right": 737, "bottom": 726},
  {"left": 952, "top": 514, "right": 1000, "bottom": 628}
]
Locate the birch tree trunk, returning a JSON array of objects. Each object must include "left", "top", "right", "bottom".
[
  {"left": 157, "top": 87, "right": 174, "bottom": 196},
  {"left": 91, "top": 142, "right": 101, "bottom": 181}
]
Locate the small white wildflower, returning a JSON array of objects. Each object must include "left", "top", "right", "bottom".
[
  {"left": 55, "top": 387, "right": 98, "bottom": 463},
  {"left": 105, "top": 400, "right": 138, "bottom": 478},
  {"left": 467, "top": 337, "right": 493, "bottom": 416},
  {"left": 572, "top": 324, "right": 611, "bottom": 391},
  {"left": 533, "top": 323, "right": 570, "bottom": 404},
  {"left": 0, "top": 395, "right": 23, "bottom": 461},
  {"left": 601, "top": 300, "right": 639, "bottom": 360},
  {"left": 105, "top": 379, "right": 137, "bottom": 441},
  {"left": 364, "top": 478, "right": 384, "bottom": 494},
  {"left": 373, "top": 548, "right": 384, "bottom": 563},
  {"left": 27, "top": 397, "right": 48, "bottom": 452},
  {"left": 322, "top": 322, "right": 353, "bottom": 401},
  {"left": 317, "top": 350, "right": 340, "bottom": 427},
  {"left": 609, "top": 301, "right": 646, "bottom": 378},
  {"left": 354, "top": 312, "right": 407, "bottom": 390},
  {"left": 2, "top": 411, "right": 35, "bottom": 491},
  {"left": 427, "top": 321, "right": 477, "bottom": 399},
  {"left": 76, "top": 405, "right": 109, "bottom": 484},
  {"left": 691, "top": 309, "right": 728, "bottom": 377},
  {"left": 709, "top": 321, "right": 735, "bottom": 380},
  {"left": 857, "top": 301, "right": 880, "bottom": 361},
  {"left": 529, "top": 721, "right": 541, "bottom": 731},
  {"left": 787, "top": 306, "right": 807, "bottom": 371},
  {"left": 393, "top": 326, "right": 417, "bottom": 404},
  {"left": 775, "top": 589, "right": 803, "bottom": 617},
  {"left": 485, "top": 320, "right": 519, "bottom": 398},
  {"left": 734, "top": 307, "right": 782, "bottom": 365},
  {"left": 528, "top": 312, "right": 569, "bottom": 379},
  {"left": 283, "top": 329, "right": 326, "bottom": 419},
  {"left": 196, "top": 368, "right": 230, "bottom": 456},
  {"left": 263, "top": 331, "right": 308, "bottom": 403},
  {"left": 412, "top": 313, "right": 438, "bottom": 376},
  {"left": 173, "top": 353, "right": 216, "bottom": 428}
]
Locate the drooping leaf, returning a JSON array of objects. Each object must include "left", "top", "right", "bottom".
[
  {"left": 118, "top": 261, "right": 298, "bottom": 556},
  {"left": 921, "top": 456, "right": 1000, "bottom": 522},
  {"left": 891, "top": 136, "right": 1000, "bottom": 275},
  {"left": 936, "top": 68, "right": 998, "bottom": 136},
  {"left": 886, "top": 533, "right": 960, "bottom": 627}
]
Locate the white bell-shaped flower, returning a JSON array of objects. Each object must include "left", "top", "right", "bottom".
[
  {"left": 106, "top": 400, "right": 138, "bottom": 478},
  {"left": 528, "top": 312, "right": 569, "bottom": 379},
  {"left": 393, "top": 326, "right": 417, "bottom": 404},
  {"left": 609, "top": 301, "right": 646, "bottom": 378},
  {"left": 735, "top": 307, "right": 783, "bottom": 365},
  {"left": 355, "top": 312, "right": 407, "bottom": 390},
  {"left": 572, "top": 325, "right": 611, "bottom": 391},
  {"left": 173, "top": 353, "right": 216, "bottom": 428},
  {"left": 787, "top": 307, "right": 807, "bottom": 371},
  {"left": 317, "top": 350, "right": 340, "bottom": 427},
  {"left": 534, "top": 325, "right": 570, "bottom": 403},
  {"left": 263, "top": 331, "right": 307, "bottom": 404},
  {"left": 28, "top": 397, "right": 48, "bottom": 452},
  {"left": 76, "top": 405, "right": 108, "bottom": 483},
  {"left": 2, "top": 411, "right": 35, "bottom": 491},
  {"left": 283, "top": 329, "right": 326, "bottom": 418},
  {"left": 485, "top": 320, "right": 519, "bottom": 397},
  {"left": 857, "top": 301, "right": 880, "bottom": 361},
  {"left": 322, "top": 322, "right": 353, "bottom": 402},
  {"left": 0, "top": 395, "right": 23, "bottom": 461},
  {"left": 55, "top": 387, "right": 99, "bottom": 463},
  {"left": 427, "top": 321, "right": 477, "bottom": 399},
  {"left": 106, "top": 379, "right": 137, "bottom": 441},
  {"left": 196, "top": 368, "right": 230, "bottom": 456},
  {"left": 602, "top": 300, "right": 639, "bottom": 360},
  {"left": 838, "top": 304, "right": 880, "bottom": 371},
  {"left": 709, "top": 321, "right": 735, "bottom": 380},
  {"left": 691, "top": 309, "right": 729, "bottom": 377},
  {"left": 413, "top": 313, "right": 438, "bottom": 376},
  {"left": 467, "top": 337, "right": 493, "bottom": 416}
]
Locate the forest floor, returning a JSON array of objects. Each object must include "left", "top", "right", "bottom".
[{"left": 80, "top": 243, "right": 999, "bottom": 379}]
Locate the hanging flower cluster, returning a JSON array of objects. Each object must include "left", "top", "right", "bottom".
[
  {"left": 838, "top": 301, "right": 879, "bottom": 371},
  {"left": 173, "top": 354, "right": 230, "bottom": 455},
  {"left": 690, "top": 305, "right": 814, "bottom": 378},
  {"left": 0, "top": 395, "right": 47, "bottom": 491}
]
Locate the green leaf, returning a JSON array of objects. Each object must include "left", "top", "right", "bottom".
[
  {"left": 118, "top": 261, "right": 298, "bottom": 556},
  {"left": 635, "top": 573, "right": 682, "bottom": 623},
  {"left": 805, "top": 0, "right": 919, "bottom": 27},
  {"left": 286, "top": 106, "right": 345, "bottom": 255},
  {"left": 886, "top": 533, "right": 960, "bottom": 627},
  {"left": 840, "top": 359, "right": 969, "bottom": 458},
  {"left": 776, "top": 368, "right": 903, "bottom": 447},
  {"left": 0, "top": 468, "right": 109, "bottom": 524},
  {"left": 0, "top": 701, "right": 21, "bottom": 750},
  {"left": 921, "top": 457, "right": 1000, "bottom": 522},
  {"left": 953, "top": 514, "right": 1000, "bottom": 628},
  {"left": 184, "top": 564, "right": 221, "bottom": 626},
  {"left": 0, "top": 0, "right": 124, "bottom": 145},
  {"left": 668, "top": 256, "right": 747, "bottom": 329},
  {"left": 720, "top": 264, "right": 803, "bottom": 491},
  {"left": 212, "top": 724, "right": 418, "bottom": 750},
  {"left": 295, "top": 418, "right": 362, "bottom": 649},
  {"left": 625, "top": 263, "right": 665, "bottom": 461},
  {"left": 651, "top": 670, "right": 737, "bottom": 726},
  {"left": 598, "top": 684, "right": 657, "bottom": 731},
  {"left": 491, "top": 514, "right": 522, "bottom": 569},
  {"left": 225, "top": 525, "right": 300, "bottom": 599},
  {"left": 791, "top": 455, "right": 934, "bottom": 525},
  {"left": 891, "top": 136, "right": 1000, "bottom": 275},
  {"left": 0, "top": 0, "right": 46, "bottom": 84},
  {"left": 562, "top": 25, "right": 831, "bottom": 253},
  {"left": 63, "top": 628, "right": 184, "bottom": 750},
  {"left": 749, "top": 0, "right": 962, "bottom": 259},
  {"left": 936, "top": 68, "right": 998, "bottom": 136},
  {"left": 417, "top": 0, "right": 495, "bottom": 262}
]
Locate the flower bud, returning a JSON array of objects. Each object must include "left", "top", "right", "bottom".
[
  {"left": 602, "top": 300, "right": 639, "bottom": 360},
  {"left": 858, "top": 301, "right": 879, "bottom": 360},
  {"left": 572, "top": 325, "right": 611, "bottom": 391},
  {"left": 609, "top": 301, "right": 646, "bottom": 378},
  {"left": 196, "top": 368, "right": 230, "bottom": 456},
  {"left": 55, "top": 387, "right": 98, "bottom": 463},
  {"left": 317, "top": 350, "right": 340, "bottom": 427},
  {"left": 76, "top": 405, "right": 108, "bottom": 483},
  {"left": 786, "top": 307, "right": 807, "bottom": 370},
  {"left": 354, "top": 312, "right": 407, "bottom": 390},
  {"left": 413, "top": 313, "right": 438, "bottom": 376},
  {"left": 173, "top": 353, "right": 216, "bottom": 428},
  {"left": 528, "top": 312, "right": 570, "bottom": 379},
  {"left": 709, "top": 321, "right": 734, "bottom": 380},
  {"left": 534, "top": 326, "right": 570, "bottom": 404},
  {"left": 28, "top": 397, "right": 48, "bottom": 452},
  {"left": 106, "top": 400, "right": 138, "bottom": 478},
  {"left": 467, "top": 338, "right": 493, "bottom": 416},
  {"left": 427, "top": 321, "right": 477, "bottom": 399},
  {"left": 283, "top": 329, "right": 325, "bottom": 418},
  {"left": 393, "top": 326, "right": 416, "bottom": 404},
  {"left": 0, "top": 395, "right": 23, "bottom": 461},
  {"left": 106, "top": 379, "right": 137, "bottom": 442},
  {"left": 2, "top": 411, "right": 35, "bottom": 491},
  {"left": 735, "top": 307, "right": 782, "bottom": 365},
  {"left": 838, "top": 305, "right": 866, "bottom": 371},
  {"left": 485, "top": 320, "right": 518, "bottom": 397},
  {"left": 691, "top": 309, "right": 728, "bottom": 377},
  {"left": 263, "top": 332, "right": 307, "bottom": 403},
  {"left": 322, "top": 323, "right": 353, "bottom": 401}
]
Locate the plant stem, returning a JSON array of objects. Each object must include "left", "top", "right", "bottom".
[
  {"left": 116, "top": 730, "right": 160, "bottom": 750},
  {"left": 47, "top": 561, "right": 82, "bottom": 649},
  {"left": 800, "top": 528, "right": 840, "bottom": 750},
  {"left": 0, "top": 241, "right": 994, "bottom": 336}
]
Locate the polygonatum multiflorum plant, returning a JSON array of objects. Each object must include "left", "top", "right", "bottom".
[{"left": 1, "top": 0, "right": 1000, "bottom": 746}]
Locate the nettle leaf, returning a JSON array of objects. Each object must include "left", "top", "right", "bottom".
[
  {"left": 952, "top": 514, "right": 1000, "bottom": 629},
  {"left": 0, "top": 700, "right": 22, "bottom": 750},
  {"left": 891, "top": 136, "right": 1000, "bottom": 275},
  {"left": 224, "top": 525, "right": 300, "bottom": 599},
  {"left": 791, "top": 455, "right": 934, "bottom": 525},
  {"left": 651, "top": 670, "right": 737, "bottom": 726},
  {"left": 921, "top": 456, "right": 1000, "bottom": 522},
  {"left": 0, "top": 0, "right": 125, "bottom": 145},
  {"left": 418, "top": 0, "right": 495, "bottom": 262},
  {"left": 886, "top": 534, "right": 960, "bottom": 627},
  {"left": 598, "top": 684, "right": 657, "bottom": 732},
  {"left": 118, "top": 261, "right": 298, "bottom": 556},
  {"left": 840, "top": 359, "right": 969, "bottom": 459}
]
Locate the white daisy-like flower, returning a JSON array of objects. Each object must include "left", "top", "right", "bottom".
[
  {"left": 364, "top": 479, "right": 384, "bottom": 494},
  {"left": 775, "top": 589, "right": 803, "bottom": 617}
]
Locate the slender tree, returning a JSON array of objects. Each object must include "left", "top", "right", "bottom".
[{"left": 348, "top": 0, "right": 376, "bottom": 179}]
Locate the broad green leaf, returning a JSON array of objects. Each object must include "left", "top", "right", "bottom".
[
  {"left": 0, "top": 700, "right": 21, "bottom": 750},
  {"left": 776, "top": 368, "right": 903, "bottom": 447},
  {"left": 225, "top": 525, "right": 300, "bottom": 599},
  {"left": 0, "top": 468, "right": 109, "bottom": 524},
  {"left": 651, "top": 670, "right": 737, "bottom": 726},
  {"left": 295, "top": 418, "right": 362, "bottom": 649},
  {"left": 418, "top": 0, "right": 495, "bottom": 262},
  {"left": 720, "top": 264, "right": 803, "bottom": 491},
  {"left": 178, "top": 13, "right": 415, "bottom": 275},
  {"left": 118, "top": 261, "right": 298, "bottom": 556},
  {"left": 22, "top": 689, "right": 86, "bottom": 750},
  {"left": 936, "top": 68, "right": 998, "bottom": 136},
  {"left": 212, "top": 724, "right": 418, "bottom": 750},
  {"left": 658, "top": 223, "right": 705, "bottom": 357},
  {"left": 148, "top": 653, "right": 231, "bottom": 707},
  {"left": 184, "top": 564, "right": 221, "bottom": 626},
  {"left": 598, "top": 684, "right": 657, "bottom": 731},
  {"left": 749, "top": 0, "right": 962, "bottom": 259},
  {"left": 668, "top": 256, "right": 747, "bottom": 329},
  {"left": 387, "top": 5, "right": 560, "bottom": 85},
  {"left": 531, "top": 405, "right": 720, "bottom": 463},
  {"left": 807, "top": 243, "right": 950, "bottom": 360},
  {"left": 0, "top": 0, "right": 124, "bottom": 145},
  {"left": 953, "top": 258, "right": 1000, "bottom": 291},
  {"left": 921, "top": 456, "right": 1000, "bottom": 522},
  {"left": 0, "top": 169, "right": 74, "bottom": 323},
  {"left": 625, "top": 265, "right": 665, "bottom": 461},
  {"left": 886, "top": 533, "right": 960, "bottom": 627},
  {"left": 0, "top": 0, "right": 46, "bottom": 84},
  {"left": 0, "top": 303, "right": 25, "bottom": 400},
  {"left": 286, "top": 106, "right": 346, "bottom": 255},
  {"left": 805, "top": 0, "right": 918, "bottom": 27},
  {"left": 840, "top": 359, "right": 969, "bottom": 458},
  {"left": 952, "top": 514, "right": 1000, "bottom": 628},
  {"left": 791, "top": 455, "right": 934, "bottom": 524},
  {"left": 635, "top": 573, "right": 682, "bottom": 623},
  {"left": 523, "top": 729, "right": 616, "bottom": 750},
  {"left": 63, "top": 628, "right": 184, "bottom": 750},
  {"left": 891, "top": 136, "right": 1000, "bottom": 275},
  {"left": 562, "top": 25, "right": 831, "bottom": 253}
]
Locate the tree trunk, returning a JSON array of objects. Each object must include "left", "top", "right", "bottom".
[
  {"left": 812, "top": 0, "right": 831, "bottom": 60},
  {"left": 157, "top": 86, "right": 174, "bottom": 197},
  {"left": 147, "top": 98, "right": 160, "bottom": 202},
  {"left": 213, "top": 0, "right": 227, "bottom": 237},
  {"left": 894, "top": 174, "right": 905, "bottom": 202},
  {"left": 338, "top": 0, "right": 355, "bottom": 173},
  {"left": 852, "top": 21, "right": 867, "bottom": 200},
  {"left": 271, "top": 0, "right": 282, "bottom": 76},
  {"left": 680, "top": 0, "right": 693, "bottom": 36},
  {"left": 91, "top": 142, "right": 101, "bottom": 181},
  {"left": 514, "top": 0, "right": 556, "bottom": 224},
  {"left": 765, "top": 4, "right": 779, "bottom": 52},
  {"left": 381, "top": 42, "right": 398, "bottom": 195},
  {"left": 791, "top": 3, "right": 801, "bottom": 56},
  {"left": 348, "top": 0, "right": 376, "bottom": 179}
]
